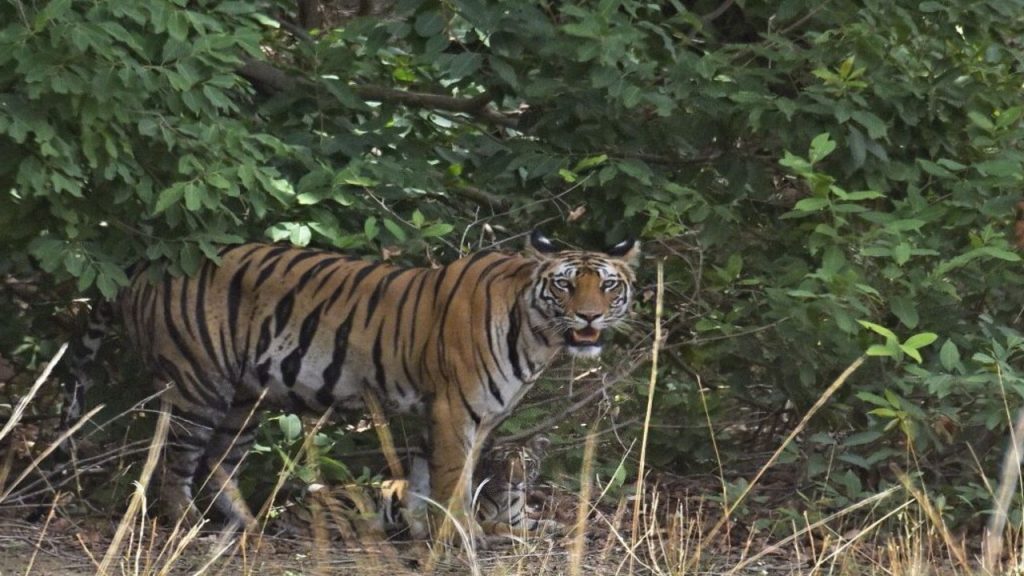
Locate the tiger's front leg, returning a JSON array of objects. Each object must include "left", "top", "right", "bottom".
[{"left": 427, "top": 399, "right": 488, "bottom": 544}]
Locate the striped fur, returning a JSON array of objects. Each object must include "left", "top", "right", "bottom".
[
  {"left": 475, "top": 435, "right": 561, "bottom": 536},
  {"left": 66, "top": 232, "right": 639, "bottom": 534}
]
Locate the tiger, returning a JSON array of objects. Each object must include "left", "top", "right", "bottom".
[
  {"left": 474, "top": 435, "right": 562, "bottom": 537},
  {"left": 63, "top": 230, "right": 639, "bottom": 537}
]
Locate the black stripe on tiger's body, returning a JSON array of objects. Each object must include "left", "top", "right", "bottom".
[{"left": 63, "top": 231, "right": 640, "bottom": 536}]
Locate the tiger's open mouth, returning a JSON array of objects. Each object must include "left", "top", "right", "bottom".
[{"left": 567, "top": 327, "right": 602, "bottom": 347}]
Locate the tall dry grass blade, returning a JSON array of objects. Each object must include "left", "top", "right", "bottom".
[
  {"left": 630, "top": 259, "right": 663, "bottom": 569},
  {"left": 97, "top": 400, "right": 170, "bottom": 575},
  {"left": 363, "top": 389, "right": 405, "bottom": 478},
  {"left": 0, "top": 343, "right": 66, "bottom": 444},
  {"left": 24, "top": 492, "right": 60, "bottom": 576},
  {"left": 728, "top": 486, "right": 901, "bottom": 574},
  {"left": 815, "top": 497, "right": 914, "bottom": 569},
  {"left": 983, "top": 405, "right": 1024, "bottom": 572},
  {"left": 418, "top": 491, "right": 482, "bottom": 576},
  {"left": 891, "top": 464, "right": 970, "bottom": 570},
  {"left": 0, "top": 403, "right": 104, "bottom": 503},
  {"left": 569, "top": 426, "right": 598, "bottom": 576},
  {"left": 687, "top": 354, "right": 866, "bottom": 571},
  {"left": 697, "top": 372, "right": 728, "bottom": 543}
]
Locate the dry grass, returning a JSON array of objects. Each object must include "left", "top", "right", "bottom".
[{"left": 5, "top": 277, "right": 1024, "bottom": 575}]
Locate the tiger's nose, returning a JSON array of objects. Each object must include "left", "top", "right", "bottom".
[{"left": 576, "top": 312, "right": 602, "bottom": 324}]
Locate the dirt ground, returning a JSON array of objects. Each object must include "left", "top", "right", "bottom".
[{"left": 0, "top": 513, "right": 810, "bottom": 576}]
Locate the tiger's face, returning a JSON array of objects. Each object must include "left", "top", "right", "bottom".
[
  {"left": 481, "top": 436, "right": 550, "bottom": 491},
  {"left": 528, "top": 231, "right": 640, "bottom": 358}
]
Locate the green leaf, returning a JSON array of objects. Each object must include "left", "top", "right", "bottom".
[
  {"left": 883, "top": 389, "right": 901, "bottom": 407},
  {"left": 290, "top": 224, "right": 311, "bottom": 246},
  {"left": 858, "top": 320, "right": 898, "bottom": 341},
  {"left": 443, "top": 53, "right": 482, "bottom": 79},
  {"left": 892, "top": 242, "right": 911, "bottom": 265},
  {"left": 167, "top": 10, "right": 190, "bottom": 41},
  {"left": 382, "top": 218, "right": 406, "bottom": 241},
  {"left": 364, "top": 216, "right": 379, "bottom": 240},
  {"left": 857, "top": 391, "right": 890, "bottom": 407},
  {"left": 179, "top": 243, "right": 203, "bottom": 275},
  {"left": 154, "top": 185, "right": 184, "bottom": 213},
  {"left": 843, "top": 430, "right": 883, "bottom": 447},
  {"left": 939, "top": 340, "right": 960, "bottom": 371},
  {"left": 903, "top": 332, "right": 938, "bottom": 350},
  {"left": 889, "top": 296, "right": 919, "bottom": 329},
  {"left": 975, "top": 159, "right": 1021, "bottom": 178},
  {"left": 793, "top": 197, "right": 829, "bottom": 212},
  {"left": 184, "top": 184, "right": 203, "bottom": 211},
  {"left": 414, "top": 11, "right": 445, "bottom": 37},
  {"left": 809, "top": 132, "right": 836, "bottom": 163},
  {"left": 844, "top": 190, "right": 884, "bottom": 200},
  {"left": 850, "top": 111, "right": 888, "bottom": 139},
  {"left": 866, "top": 344, "right": 897, "bottom": 357},
  {"left": 574, "top": 154, "right": 608, "bottom": 172},
  {"left": 422, "top": 222, "right": 454, "bottom": 238},
  {"left": 96, "top": 273, "right": 119, "bottom": 299},
  {"left": 967, "top": 110, "right": 995, "bottom": 131},
  {"left": 900, "top": 345, "right": 923, "bottom": 363},
  {"left": 278, "top": 414, "right": 302, "bottom": 442}
]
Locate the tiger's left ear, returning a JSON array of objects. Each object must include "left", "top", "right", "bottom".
[
  {"left": 606, "top": 238, "right": 641, "bottom": 267},
  {"left": 525, "top": 229, "right": 560, "bottom": 260}
]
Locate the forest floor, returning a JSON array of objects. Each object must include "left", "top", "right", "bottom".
[{"left": 0, "top": 477, "right": 967, "bottom": 576}]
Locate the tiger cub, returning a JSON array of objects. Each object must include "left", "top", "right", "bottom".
[{"left": 474, "top": 435, "right": 561, "bottom": 537}]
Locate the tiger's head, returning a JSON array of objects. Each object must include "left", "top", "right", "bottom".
[
  {"left": 526, "top": 230, "right": 640, "bottom": 358},
  {"left": 480, "top": 435, "right": 550, "bottom": 491}
]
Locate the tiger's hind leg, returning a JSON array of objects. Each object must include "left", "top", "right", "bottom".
[
  {"left": 159, "top": 399, "right": 235, "bottom": 529},
  {"left": 200, "top": 395, "right": 262, "bottom": 531}
]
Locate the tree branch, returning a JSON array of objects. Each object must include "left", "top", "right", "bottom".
[
  {"left": 236, "top": 58, "right": 518, "bottom": 127},
  {"left": 451, "top": 185, "right": 512, "bottom": 209}
]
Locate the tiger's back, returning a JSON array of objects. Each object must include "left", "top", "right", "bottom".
[{"left": 126, "top": 244, "right": 535, "bottom": 413}]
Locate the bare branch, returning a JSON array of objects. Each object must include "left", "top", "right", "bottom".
[
  {"left": 235, "top": 58, "right": 518, "bottom": 127},
  {"left": 450, "top": 185, "right": 512, "bottom": 209},
  {"left": 237, "top": 57, "right": 300, "bottom": 94}
]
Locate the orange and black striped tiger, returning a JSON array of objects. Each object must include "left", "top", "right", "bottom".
[{"left": 64, "top": 230, "right": 639, "bottom": 536}]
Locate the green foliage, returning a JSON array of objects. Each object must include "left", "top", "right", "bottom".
[{"left": 2, "top": 0, "right": 1024, "bottom": 531}]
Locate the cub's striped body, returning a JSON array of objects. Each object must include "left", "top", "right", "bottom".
[{"left": 68, "top": 232, "right": 639, "bottom": 535}]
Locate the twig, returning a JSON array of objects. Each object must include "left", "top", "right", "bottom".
[
  {"left": 0, "top": 343, "right": 67, "bottom": 444},
  {"left": 0, "top": 404, "right": 105, "bottom": 504},
  {"left": 569, "top": 425, "right": 598, "bottom": 576},
  {"left": 629, "top": 260, "right": 663, "bottom": 572},
  {"left": 97, "top": 404, "right": 170, "bottom": 576},
  {"left": 25, "top": 492, "right": 61, "bottom": 576}
]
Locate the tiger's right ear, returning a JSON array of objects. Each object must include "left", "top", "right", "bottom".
[
  {"left": 530, "top": 435, "right": 551, "bottom": 456},
  {"left": 525, "top": 230, "right": 560, "bottom": 259}
]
